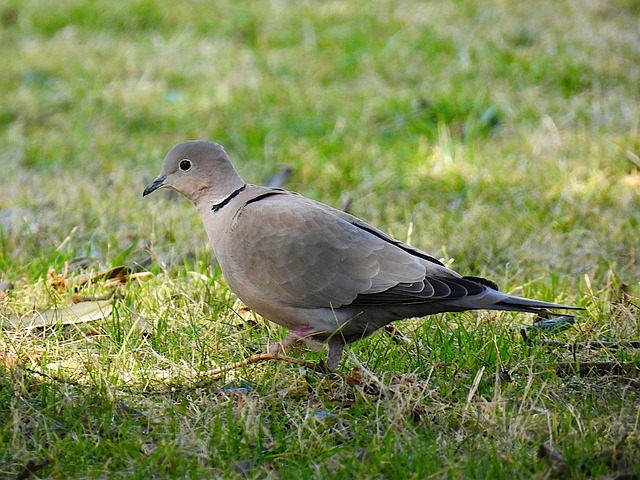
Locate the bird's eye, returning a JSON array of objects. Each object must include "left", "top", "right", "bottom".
[{"left": 179, "top": 159, "right": 192, "bottom": 171}]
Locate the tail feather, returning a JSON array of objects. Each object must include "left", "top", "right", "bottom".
[{"left": 493, "top": 295, "right": 583, "bottom": 314}]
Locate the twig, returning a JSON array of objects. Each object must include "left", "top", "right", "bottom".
[
  {"left": 145, "top": 353, "right": 326, "bottom": 395},
  {"left": 26, "top": 353, "right": 325, "bottom": 397},
  {"left": 194, "top": 353, "right": 326, "bottom": 378}
]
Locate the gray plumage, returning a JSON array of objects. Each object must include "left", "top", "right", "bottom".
[{"left": 143, "top": 140, "right": 580, "bottom": 370}]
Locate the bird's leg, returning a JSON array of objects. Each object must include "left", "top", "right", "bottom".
[
  {"left": 267, "top": 327, "right": 345, "bottom": 371},
  {"left": 266, "top": 326, "right": 320, "bottom": 355},
  {"left": 325, "top": 337, "right": 345, "bottom": 371}
]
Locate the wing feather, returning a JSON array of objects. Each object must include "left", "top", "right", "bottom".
[{"left": 225, "top": 191, "right": 491, "bottom": 310}]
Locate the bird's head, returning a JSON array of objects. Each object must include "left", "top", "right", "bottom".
[{"left": 143, "top": 140, "right": 245, "bottom": 204}]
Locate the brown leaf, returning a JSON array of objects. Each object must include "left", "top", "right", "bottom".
[{"left": 48, "top": 265, "right": 150, "bottom": 290}]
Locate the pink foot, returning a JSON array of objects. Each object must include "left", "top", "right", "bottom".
[{"left": 266, "top": 326, "right": 319, "bottom": 355}]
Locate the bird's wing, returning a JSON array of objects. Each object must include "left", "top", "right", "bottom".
[{"left": 224, "top": 190, "right": 486, "bottom": 309}]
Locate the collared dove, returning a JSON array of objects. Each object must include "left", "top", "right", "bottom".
[{"left": 143, "top": 140, "right": 580, "bottom": 370}]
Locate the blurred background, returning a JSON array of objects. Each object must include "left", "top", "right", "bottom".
[{"left": 0, "top": 0, "right": 638, "bottom": 288}]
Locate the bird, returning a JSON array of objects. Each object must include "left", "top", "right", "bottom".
[{"left": 143, "top": 140, "right": 580, "bottom": 370}]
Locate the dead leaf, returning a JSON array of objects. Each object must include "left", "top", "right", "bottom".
[
  {"left": 1, "top": 299, "right": 114, "bottom": 329},
  {"left": 48, "top": 265, "right": 151, "bottom": 290}
]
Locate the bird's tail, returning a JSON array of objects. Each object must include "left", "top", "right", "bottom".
[{"left": 493, "top": 295, "right": 583, "bottom": 315}]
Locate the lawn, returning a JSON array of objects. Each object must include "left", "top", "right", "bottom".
[{"left": 1, "top": 0, "right": 639, "bottom": 478}]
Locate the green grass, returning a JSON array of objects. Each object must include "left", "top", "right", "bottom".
[{"left": 1, "top": 0, "right": 640, "bottom": 478}]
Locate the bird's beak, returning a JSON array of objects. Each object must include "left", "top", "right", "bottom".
[{"left": 143, "top": 175, "right": 167, "bottom": 197}]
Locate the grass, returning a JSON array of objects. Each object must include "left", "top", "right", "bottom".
[{"left": 1, "top": 0, "right": 639, "bottom": 477}]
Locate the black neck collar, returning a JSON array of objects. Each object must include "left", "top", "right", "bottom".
[{"left": 211, "top": 184, "right": 247, "bottom": 212}]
